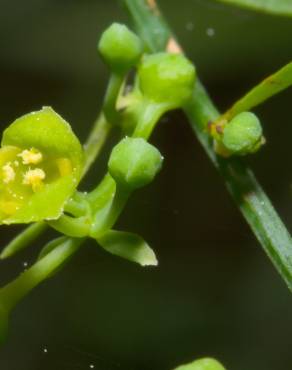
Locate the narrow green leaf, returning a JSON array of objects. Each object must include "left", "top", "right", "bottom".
[
  {"left": 97, "top": 229, "right": 158, "bottom": 266},
  {"left": 123, "top": 0, "right": 292, "bottom": 291},
  {"left": 213, "top": 0, "right": 292, "bottom": 17},
  {"left": 225, "top": 61, "right": 292, "bottom": 121},
  {"left": 121, "top": 0, "right": 170, "bottom": 52},
  {"left": 174, "top": 358, "right": 226, "bottom": 370}
]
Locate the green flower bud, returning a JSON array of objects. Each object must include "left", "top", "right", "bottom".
[
  {"left": 108, "top": 137, "right": 163, "bottom": 190},
  {"left": 174, "top": 358, "right": 226, "bottom": 370},
  {"left": 0, "top": 107, "right": 84, "bottom": 224},
  {"left": 138, "top": 52, "right": 196, "bottom": 108},
  {"left": 98, "top": 23, "right": 143, "bottom": 74},
  {"left": 222, "top": 111, "right": 264, "bottom": 156}
]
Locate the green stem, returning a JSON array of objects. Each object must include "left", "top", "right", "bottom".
[
  {"left": 133, "top": 101, "right": 168, "bottom": 139},
  {"left": 0, "top": 237, "right": 83, "bottom": 311},
  {"left": 103, "top": 72, "right": 124, "bottom": 126},
  {"left": 86, "top": 173, "right": 116, "bottom": 211},
  {"left": 82, "top": 113, "right": 112, "bottom": 177},
  {"left": 187, "top": 86, "right": 292, "bottom": 287},
  {"left": 37, "top": 236, "right": 67, "bottom": 260},
  {"left": 64, "top": 195, "right": 90, "bottom": 217},
  {"left": 123, "top": 0, "right": 292, "bottom": 291},
  {"left": 90, "top": 185, "right": 130, "bottom": 238},
  {"left": 50, "top": 174, "right": 117, "bottom": 237},
  {"left": 48, "top": 215, "right": 91, "bottom": 238}
]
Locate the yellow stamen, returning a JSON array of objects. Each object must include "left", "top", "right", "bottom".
[
  {"left": 2, "top": 162, "right": 16, "bottom": 183},
  {"left": 18, "top": 148, "right": 43, "bottom": 165},
  {"left": 56, "top": 158, "right": 72, "bottom": 176},
  {"left": 23, "top": 168, "right": 46, "bottom": 192}
]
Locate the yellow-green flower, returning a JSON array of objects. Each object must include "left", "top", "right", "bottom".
[{"left": 0, "top": 107, "right": 84, "bottom": 224}]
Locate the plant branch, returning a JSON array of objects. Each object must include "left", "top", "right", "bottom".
[
  {"left": 0, "top": 238, "right": 83, "bottom": 311},
  {"left": 83, "top": 113, "right": 112, "bottom": 177},
  {"left": 122, "top": 0, "right": 292, "bottom": 291}
]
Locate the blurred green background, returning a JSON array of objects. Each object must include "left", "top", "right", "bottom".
[{"left": 0, "top": 0, "right": 292, "bottom": 369}]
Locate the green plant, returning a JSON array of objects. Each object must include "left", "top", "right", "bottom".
[{"left": 1, "top": 1, "right": 292, "bottom": 368}]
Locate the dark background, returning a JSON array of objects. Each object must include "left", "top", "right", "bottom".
[{"left": 0, "top": 0, "right": 292, "bottom": 369}]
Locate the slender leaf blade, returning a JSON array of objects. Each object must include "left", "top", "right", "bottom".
[
  {"left": 225, "top": 61, "right": 292, "bottom": 120},
  {"left": 121, "top": 0, "right": 170, "bottom": 52},
  {"left": 213, "top": 0, "right": 292, "bottom": 17},
  {"left": 123, "top": 0, "right": 292, "bottom": 291}
]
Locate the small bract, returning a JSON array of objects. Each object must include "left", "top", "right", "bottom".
[
  {"left": 98, "top": 23, "right": 143, "bottom": 74},
  {"left": 222, "top": 111, "right": 263, "bottom": 156},
  {"left": 138, "top": 52, "right": 196, "bottom": 108},
  {"left": 0, "top": 107, "right": 84, "bottom": 224},
  {"left": 108, "top": 137, "right": 163, "bottom": 190}
]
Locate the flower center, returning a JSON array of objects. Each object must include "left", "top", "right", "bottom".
[
  {"left": 0, "top": 145, "right": 73, "bottom": 217},
  {"left": 23, "top": 168, "right": 46, "bottom": 192}
]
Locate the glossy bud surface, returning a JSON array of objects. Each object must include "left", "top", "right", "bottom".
[
  {"left": 138, "top": 52, "right": 196, "bottom": 108},
  {"left": 98, "top": 23, "right": 143, "bottom": 73},
  {"left": 222, "top": 111, "right": 263, "bottom": 155},
  {"left": 108, "top": 137, "right": 163, "bottom": 190}
]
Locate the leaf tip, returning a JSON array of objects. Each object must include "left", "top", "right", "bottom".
[{"left": 140, "top": 249, "right": 158, "bottom": 267}]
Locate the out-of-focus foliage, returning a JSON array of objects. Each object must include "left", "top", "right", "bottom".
[{"left": 213, "top": 0, "right": 292, "bottom": 17}]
